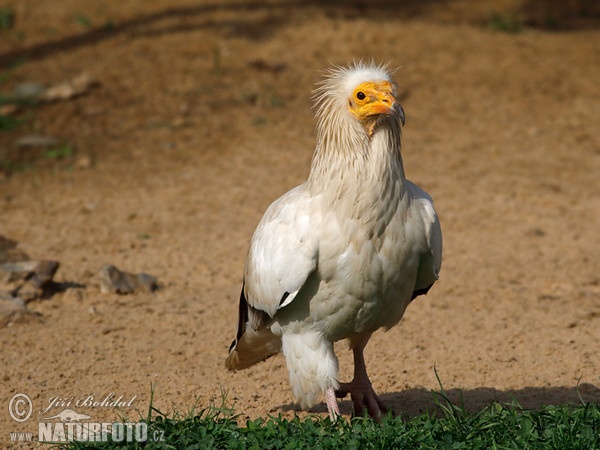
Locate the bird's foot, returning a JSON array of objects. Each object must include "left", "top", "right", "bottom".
[
  {"left": 336, "top": 380, "right": 388, "bottom": 420},
  {"left": 325, "top": 387, "right": 340, "bottom": 421}
]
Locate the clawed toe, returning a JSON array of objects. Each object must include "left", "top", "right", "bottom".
[{"left": 335, "top": 381, "right": 388, "bottom": 420}]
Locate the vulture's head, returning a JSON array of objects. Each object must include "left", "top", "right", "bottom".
[{"left": 313, "top": 62, "right": 405, "bottom": 140}]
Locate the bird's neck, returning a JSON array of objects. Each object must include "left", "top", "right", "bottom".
[{"left": 307, "top": 118, "right": 406, "bottom": 217}]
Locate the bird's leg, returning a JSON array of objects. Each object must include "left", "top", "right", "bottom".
[
  {"left": 324, "top": 387, "right": 340, "bottom": 421},
  {"left": 335, "top": 334, "right": 388, "bottom": 420}
]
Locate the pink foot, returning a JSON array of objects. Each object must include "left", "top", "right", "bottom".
[{"left": 325, "top": 387, "right": 340, "bottom": 421}]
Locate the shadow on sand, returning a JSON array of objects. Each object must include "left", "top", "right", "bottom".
[{"left": 278, "top": 383, "right": 600, "bottom": 418}]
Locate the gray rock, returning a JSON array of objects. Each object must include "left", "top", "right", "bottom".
[
  {"left": 29, "top": 260, "right": 60, "bottom": 289},
  {"left": 135, "top": 273, "right": 159, "bottom": 293},
  {"left": 0, "top": 259, "right": 60, "bottom": 302},
  {"left": 0, "top": 295, "right": 40, "bottom": 327},
  {"left": 14, "top": 82, "right": 45, "bottom": 101},
  {"left": 98, "top": 264, "right": 157, "bottom": 295},
  {"left": 0, "top": 261, "right": 38, "bottom": 282},
  {"left": 0, "top": 260, "right": 59, "bottom": 288}
]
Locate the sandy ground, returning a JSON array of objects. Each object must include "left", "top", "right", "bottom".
[{"left": 1, "top": 1, "right": 599, "bottom": 446}]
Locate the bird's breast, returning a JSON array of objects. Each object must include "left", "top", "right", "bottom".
[{"left": 308, "top": 196, "right": 419, "bottom": 339}]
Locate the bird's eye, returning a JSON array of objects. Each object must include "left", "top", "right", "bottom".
[{"left": 356, "top": 91, "right": 366, "bottom": 101}]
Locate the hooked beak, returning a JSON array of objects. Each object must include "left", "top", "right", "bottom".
[
  {"left": 357, "top": 81, "right": 405, "bottom": 126},
  {"left": 349, "top": 80, "right": 406, "bottom": 133}
]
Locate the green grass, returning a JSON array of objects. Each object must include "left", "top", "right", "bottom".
[
  {"left": 0, "top": 113, "right": 23, "bottom": 131},
  {"left": 0, "top": 7, "right": 15, "bottom": 31},
  {"left": 488, "top": 12, "right": 523, "bottom": 33},
  {"left": 58, "top": 388, "right": 599, "bottom": 450},
  {"left": 74, "top": 13, "right": 93, "bottom": 28},
  {"left": 44, "top": 144, "right": 74, "bottom": 161}
]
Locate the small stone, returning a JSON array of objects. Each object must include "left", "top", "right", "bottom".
[
  {"left": 136, "top": 273, "right": 158, "bottom": 293},
  {"left": 29, "top": 260, "right": 60, "bottom": 289},
  {"left": 98, "top": 264, "right": 157, "bottom": 295},
  {"left": 0, "top": 261, "right": 39, "bottom": 283},
  {"left": 0, "top": 260, "right": 59, "bottom": 288},
  {"left": 14, "top": 82, "right": 45, "bottom": 101},
  {"left": 0, "top": 295, "right": 40, "bottom": 327},
  {"left": 0, "top": 259, "right": 60, "bottom": 302},
  {"left": 14, "top": 135, "right": 59, "bottom": 149},
  {"left": 99, "top": 265, "right": 135, "bottom": 294}
]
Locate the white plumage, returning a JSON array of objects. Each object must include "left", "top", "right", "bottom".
[{"left": 226, "top": 62, "right": 442, "bottom": 419}]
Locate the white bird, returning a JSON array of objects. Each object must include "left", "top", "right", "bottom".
[{"left": 225, "top": 62, "right": 442, "bottom": 420}]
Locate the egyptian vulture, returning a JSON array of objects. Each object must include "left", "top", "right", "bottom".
[{"left": 225, "top": 62, "right": 442, "bottom": 420}]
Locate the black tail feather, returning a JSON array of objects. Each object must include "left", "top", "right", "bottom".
[{"left": 229, "top": 282, "right": 249, "bottom": 352}]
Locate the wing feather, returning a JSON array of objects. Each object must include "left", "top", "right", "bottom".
[
  {"left": 243, "top": 183, "right": 319, "bottom": 317},
  {"left": 406, "top": 180, "right": 442, "bottom": 294}
]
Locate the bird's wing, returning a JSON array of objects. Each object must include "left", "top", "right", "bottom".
[
  {"left": 244, "top": 183, "right": 319, "bottom": 318},
  {"left": 406, "top": 180, "right": 442, "bottom": 295},
  {"left": 226, "top": 184, "right": 318, "bottom": 370}
]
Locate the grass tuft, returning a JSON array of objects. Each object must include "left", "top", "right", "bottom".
[
  {"left": 74, "top": 14, "right": 92, "bottom": 28},
  {"left": 0, "top": 114, "right": 23, "bottom": 131},
  {"left": 44, "top": 144, "right": 74, "bottom": 161},
  {"left": 0, "top": 7, "right": 15, "bottom": 31},
  {"left": 488, "top": 11, "right": 523, "bottom": 33}
]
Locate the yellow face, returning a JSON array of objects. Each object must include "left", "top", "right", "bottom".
[{"left": 348, "top": 80, "right": 399, "bottom": 123}]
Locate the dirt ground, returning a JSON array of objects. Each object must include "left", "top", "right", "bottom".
[{"left": 1, "top": 0, "right": 599, "bottom": 446}]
